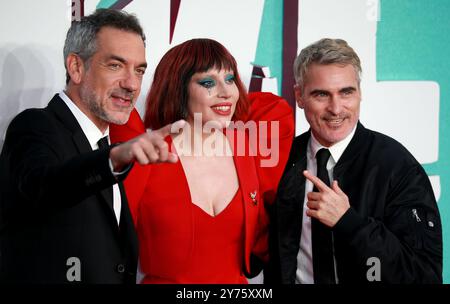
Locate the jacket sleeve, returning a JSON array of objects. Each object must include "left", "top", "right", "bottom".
[
  {"left": 110, "top": 108, "right": 151, "bottom": 224},
  {"left": 334, "top": 162, "right": 442, "bottom": 283},
  {"left": 1, "top": 109, "right": 118, "bottom": 213}
]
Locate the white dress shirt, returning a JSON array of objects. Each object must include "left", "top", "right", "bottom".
[
  {"left": 59, "top": 91, "right": 122, "bottom": 225},
  {"left": 296, "top": 126, "right": 356, "bottom": 284}
]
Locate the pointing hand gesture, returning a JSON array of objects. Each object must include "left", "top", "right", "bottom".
[
  {"left": 303, "top": 170, "right": 350, "bottom": 227},
  {"left": 110, "top": 120, "right": 186, "bottom": 171}
]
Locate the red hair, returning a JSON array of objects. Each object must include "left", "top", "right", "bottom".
[{"left": 144, "top": 38, "right": 250, "bottom": 129}]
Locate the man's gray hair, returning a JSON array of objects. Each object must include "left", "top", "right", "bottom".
[
  {"left": 293, "top": 38, "right": 362, "bottom": 90},
  {"left": 63, "top": 8, "right": 145, "bottom": 84}
]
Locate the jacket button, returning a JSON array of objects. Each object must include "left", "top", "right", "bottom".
[{"left": 116, "top": 264, "right": 125, "bottom": 273}]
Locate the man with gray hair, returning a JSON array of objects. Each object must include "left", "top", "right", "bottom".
[
  {"left": 0, "top": 9, "right": 182, "bottom": 284},
  {"left": 267, "top": 38, "right": 442, "bottom": 283}
]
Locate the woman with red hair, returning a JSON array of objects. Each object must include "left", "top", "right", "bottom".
[{"left": 110, "top": 38, "right": 294, "bottom": 283}]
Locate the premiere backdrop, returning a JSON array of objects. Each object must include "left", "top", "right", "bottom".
[{"left": 0, "top": 0, "right": 448, "bottom": 283}]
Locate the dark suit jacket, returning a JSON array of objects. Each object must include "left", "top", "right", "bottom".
[
  {"left": 267, "top": 122, "right": 442, "bottom": 283},
  {"left": 0, "top": 94, "right": 138, "bottom": 284}
]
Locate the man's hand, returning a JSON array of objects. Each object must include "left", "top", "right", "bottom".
[
  {"left": 303, "top": 170, "right": 350, "bottom": 227},
  {"left": 110, "top": 120, "right": 186, "bottom": 171}
]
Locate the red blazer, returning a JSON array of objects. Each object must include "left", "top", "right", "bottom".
[{"left": 110, "top": 92, "right": 294, "bottom": 279}]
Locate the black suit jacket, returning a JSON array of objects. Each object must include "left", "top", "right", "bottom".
[
  {"left": 266, "top": 122, "right": 442, "bottom": 283},
  {"left": 0, "top": 94, "right": 138, "bottom": 284}
]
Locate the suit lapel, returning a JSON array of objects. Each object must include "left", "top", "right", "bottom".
[
  {"left": 118, "top": 181, "right": 138, "bottom": 248},
  {"left": 279, "top": 130, "right": 310, "bottom": 231},
  {"left": 47, "top": 94, "right": 92, "bottom": 154},
  {"left": 100, "top": 186, "right": 115, "bottom": 215},
  {"left": 47, "top": 94, "right": 116, "bottom": 216},
  {"left": 276, "top": 131, "right": 309, "bottom": 282}
]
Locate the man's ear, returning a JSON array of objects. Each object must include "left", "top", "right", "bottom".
[
  {"left": 294, "top": 84, "right": 305, "bottom": 109},
  {"left": 66, "top": 53, "right": 85, "bottom": 85}
]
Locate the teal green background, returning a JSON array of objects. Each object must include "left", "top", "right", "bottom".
[
  {"left": 97, "top": 0, "right": 116, "bottom": 8},
  {"left": 254, "top": 0, "right": 284, "bottom": 92}
]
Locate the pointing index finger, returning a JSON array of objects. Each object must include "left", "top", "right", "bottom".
[
  {"left": 152, "top": 119, "right": 186, "bottom": 137},
  {"left": 303, "top": 170, "right": 330, "bottom": 192}
]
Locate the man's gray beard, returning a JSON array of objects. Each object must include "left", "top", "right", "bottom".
[{"left": 80, "top": 84, "right": 128, "bottom": 125}]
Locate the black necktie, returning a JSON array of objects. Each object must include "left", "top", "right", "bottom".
[
  {"left": 97, "top": 136, "right": 113, "bottom": 209},
  {"left": 97, "top": 136, "right": 109, "bottom": 150},
  {"left": 312, "top": 148, "right": 336, "bottom": 284}
]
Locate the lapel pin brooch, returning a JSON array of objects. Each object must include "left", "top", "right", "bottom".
[{"left": 250, "top": 191, "right": 257, "bottom": 205}]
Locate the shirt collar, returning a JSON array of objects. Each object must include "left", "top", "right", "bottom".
[
  {"left": 309, "top": 125, "right": 357, "bottom": 164},
  {"left": 59, "top": 91, "right": 109, "bottom": 149}
]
